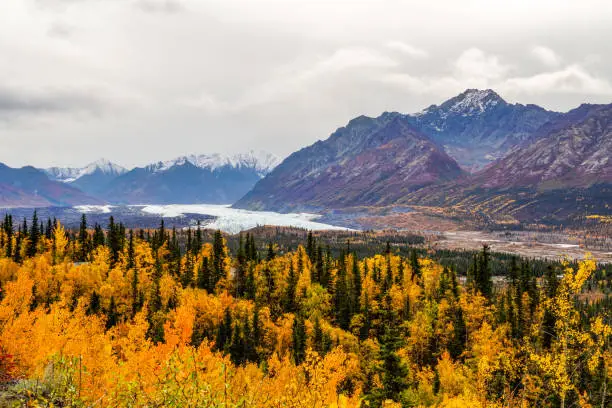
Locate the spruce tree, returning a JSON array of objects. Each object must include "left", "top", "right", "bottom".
[
  {"left": 26, "top": 210, "right": 40, "bottom": 258},
  {"left": 78, "top": 214, "right": 89, "bottom": 262},
  {"left": 216, "top": 308, "right": 233, "bottom": 353},
  {"left": 410, "top": 249, "right": 421, "bottom": 280},
  {"left": 284, "top": 261, "right": 297, "bottom": 313},
  {"left": 106, "top": 296, "right": 118, "bottom": 330},
  {"left": 197, "top": 256, "right": 211, "bottom": 291},
  {"left": 292, "top": 314, "right": 306, "bottom": 364}
]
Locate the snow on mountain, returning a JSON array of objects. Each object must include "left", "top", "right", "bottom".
[
  {"left": 45, "top": 159, "right": 128, "bottom": 183},
  {"left": 147, "top": 150, "right": 281, "bottom": 176}
]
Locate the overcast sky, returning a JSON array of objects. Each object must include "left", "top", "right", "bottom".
[{"left": 1, "top": 0, "right": 611, "bottom": 168}]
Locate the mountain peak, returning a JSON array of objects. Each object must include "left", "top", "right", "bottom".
[
  {"left": 443, "top": 88, "right": 506, "bottom": 115},
  {"left": 149, "top": 150, "right": 281, "bottom": 177}
]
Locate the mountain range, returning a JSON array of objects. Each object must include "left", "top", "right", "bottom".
[
  {"left": 1, "top": 89, "right": 610, "bottom": 225},
  {"left": 235, "top": 90, "right": 612, "bottom": 224},
  {"left": 0, "top": 151, "right": 280, "bottom": 207}
]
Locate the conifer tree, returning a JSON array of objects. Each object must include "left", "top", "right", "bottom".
[
  {"left": 26, "top": 210, "right": 39, "bottom": 258},
  {"left": 266, "top": 242, "right": 275, "bottom": 261},
  {"left": 284, "top": 261, "right": 297, "bottom": 313},
  {"left": 351, "top": 256, "right": 362, "bottom": 315},
  {"left": 87, "top": 291, "right": 101, "bottom": 315},
  {"left": 106, "top": 296, "right": 118, "bottom": 330},
  {"left": 197, "top": 256, "right": 211, "bottom": 291},
  {"left": 292, "top": 313, "right": 306, "bottom": 364},
  {"left": 216, "top": 308, "right": 233, "bottom": 353},
  {"left": 410, "top": 249, "right": 421, "bottom": 280}
]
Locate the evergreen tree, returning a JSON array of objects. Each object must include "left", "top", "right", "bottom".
[
  {"left": 216, "top": 308, "right": 233, "bottom": 353},
  {"left": 292, "top": 314, "right": 306, "bottom": 365},
  {"left": 449, "top": 307, "right": 466, "bottom": 359},
  {"left": 181, "top": 254, "right": 194, "bottom": 288},
  {"left": 245, "top": 266, "right": 256, "bottom": 300},
  {"left": 375, "top": 323, "right": 408, "bottom": 404},
  {"left": 351, "top": 256, "right": 362, "bottom": 315},
  {"left": 197, "top": 256, "right": 211, "bottom": 291},
  {"left": 542, "top": 265, "right": 559, "bottom": 349},
  {"left": 334, "top": 261, "right": 351, "bottom": 330},
  {"left": 78, "top": 214, "right": 89, "bottom": 262},
  {"left": 212, "top": 230, "right": 225, "bottom": 285},
  {"left": 92, "top": 224, "right": 105, "bottom": 248},
  {"left": 106, "top": 296, "right": 118, "bottom": 330},
  {"left": 266, "top": 242, "right": 275, "bottom": 261},
  {"left": 284, "top": 261, "right": 297, "bottom": 313},
  {"left": 26, "top": 210, "right": 40, "bottom": 258},
  {"left": 87, "top": 291, "right": 101, "bottom": 315},
  {"left": 476, "top": 244, "right": 493, "bottom": 298},
  {"left": 410, "top": 249, "right": 421, "bottom": 280}
]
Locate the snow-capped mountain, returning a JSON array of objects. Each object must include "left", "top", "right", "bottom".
[
  {"left": 44, "top": 159, "right": 128, "bottom": 183},
  {"left": 100, "top": 150, "right": 281, "bottom": 204},
  {"left": 408, "top": 89, "right": 559, "bottom": 170},
  {"left": 43, "top": 159, "right": 129, "bottom": 198},
  {"left": 147, "top": 150, "right": 280, "bottom": 177}
]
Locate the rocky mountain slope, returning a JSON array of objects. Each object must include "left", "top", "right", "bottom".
[
  {"left": 477, "top": 103, "right": 612, "bottom": 188},
  {"left": 0, "top": 164, "right": 100, "bottom": 207},
  {"left": 234, "top": 113, "right": 464, "bottom": 212},
  {"left": 408, "top": 89, "right": 559, "bottom": 170},
  {"left": 400, "top": 103, "right": 612, "bottom": 223}
]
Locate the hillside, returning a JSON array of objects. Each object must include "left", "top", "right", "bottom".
[
  {"left": 234, "top": 113, "right": 464, "bottom": 212},
  {"left": 0, "top": 163, "right": 100, "bottom": 207}
]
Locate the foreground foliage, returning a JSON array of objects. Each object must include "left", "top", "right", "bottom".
[{"left": 0, "top": 214, "right": 609, "bottom": 407}]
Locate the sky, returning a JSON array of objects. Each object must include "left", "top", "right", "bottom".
[{"left": 1, "top": 0, "right": 612, "bottom": 168}]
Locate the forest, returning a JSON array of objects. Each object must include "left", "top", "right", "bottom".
[{"left": 0, "top": 212, "right": 609, "bottom": 407}]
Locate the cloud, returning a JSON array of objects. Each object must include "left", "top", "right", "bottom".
[
  {"left": 385, "top": 41, "right": 428, "bottom": 59},
  {"left": 502, "top": 65, "right": 612, "bottom": 95},
  {"left": 47, "top": 22, "right": 74, "bottom": 38},
  {"left": 134, "top": 0, "right": 183, "bottom": 13},
  {"left": 453, "top": 48, "right": 510, "bottom": 81},
  {"left": 182, "top": 47, "right": 399, "bottom": 113},
  {"left": 531, "top": 46, "right": 562, "bottom": 67}
]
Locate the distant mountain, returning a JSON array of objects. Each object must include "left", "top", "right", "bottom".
[
  {"left": 101, "top": 150, "right": 281, "bottom": 204},
  {"left": 44, "top": 159, "right": 128, "bottom": 197},
  {"left": 234, "top": 113, "right": 464, "bottom": 212},
  {"left": 408, "top": 89, "right": 559, "bottom": 170},
  {"left": 0, "top": 163, "right": 100, "bottom": 207}
]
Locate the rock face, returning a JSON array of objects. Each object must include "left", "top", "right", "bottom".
[
  {"left": 399, "top": 104, "right": 612, "bottom": 223},
  {"left": 0, "top": 164, "right": 100, "bottom": 207},
  {"left": 477, "top": 104, "right": 612, "bottom": 188},
  {"left": 101, "top": 151, "right": 280, "bottom": 205},
  {"left": 408, "top": 89, "right": 559, "bottom": 170},
  {"left": 234, "top": 113, "right": 464, "bottom": 212}
]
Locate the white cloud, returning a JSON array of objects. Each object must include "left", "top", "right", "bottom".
[
  {"left": 501, "top": 65, "right": 612, "bottom": 95},
  {"left": 453, "top": 48, "right": 510, "bottom": 81},
  {"left": 385, "top": 41, "right": 428, "bottom": 59},
  {"left": 531, "top": 46, "right": 562, "bottom": 67}
]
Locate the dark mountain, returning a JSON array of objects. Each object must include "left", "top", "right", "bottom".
[
  {"left": 0, "top": 163, "right": 100, "bottom": 207},
  {"left": 408, "top": 89, "right": 559, "bottom": 170},
  {"left": 44, "top": 159, "right": 128, "bottom": 197},
  {"left": 101, "top": 151, "right": 280, "bottom": 204},
  {"left": 234, "top": 113, "right": 464, "bottom": 212}
]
